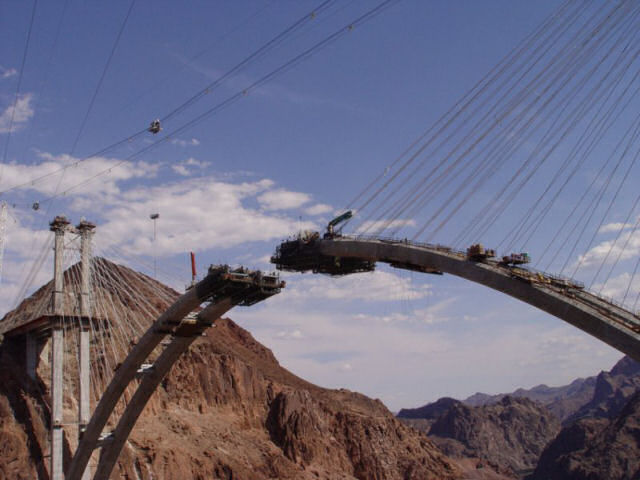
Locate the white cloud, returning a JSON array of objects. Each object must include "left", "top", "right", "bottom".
[
  {"left": 282, "top": 269, "right": 432, "bottom": 302},
  {"left": 599, "top": 221, "right": 635, "bottom": 234},
  {"left": 0, "top": 151, "right": 157, "bottom": 199},
  {"left": 305, "top": 203, "right": 333, "bottom": 216},
  {"left": 170, "top": 137, "right": 200, "bottom": 147},
  {"left": 355, "top": 218, "right": 416, "bottom": 235},
  {"left": 0, "top": 67, "right": 17, "bottom": 80},
  {"left": 592, "top": 272, "right": 640, "bottom": 307},
  {"left": 339, "top": 363, "right": 353, "bottom": 372},
  {"left": 576, "top": 229, "right": 640, "bottom": 268},
  {"left": 0, "top": 93, "right": 34, "bottom": 133},
  {"left": 171, "top": 165, "right": 190, "bottom": 176},
  {"left": 171, "top": 157, "right": 210, "bottom": 177},
  {"left": 257, "top": 188, "right": 311, "bottom": 211},
  {"left": 0, "top": 150, "right": 321, "bottom": 258},
  {"left": 352, "top": 298, "right": 458, "bottom": 325},
  {"left": 418, "top": 297, "right": 458, "bottom": 324},
  {"left": 276, "top": 329, "right": 304, "bottom": 340},
  {"left": 81, "top": 176, "right": 316, "bottom": 256}
]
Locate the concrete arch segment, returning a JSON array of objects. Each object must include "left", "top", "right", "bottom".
[
  {"left": 315, "top": 237, "right": 640, "bottom": 362},
  {"left": 92, "top": 299, "right": 233, "bottom": 480},
  {"left": 67, "top": 266, "right": 284, "bottom": 480}
]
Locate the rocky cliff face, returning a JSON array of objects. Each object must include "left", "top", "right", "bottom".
[
  {"left": 115, "top": 318, "right": 459, "bottom": 480},
  {"left": 0, "top": 260, "right": 460, "bottom": 479},
  {"left": 565, "top": 355, "right": 640, "bottom": 423},
  {"left": 528, "top": 391, "right": 640, "bottom": 480},
  {"left": 427, "top": 396, "right": 560, "bottom": 477},
  {"left": 527, "top": 357, "right": 640, "bottom": 480}
]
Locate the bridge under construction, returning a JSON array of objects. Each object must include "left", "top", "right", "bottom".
[
  {"left": 0, "top": 216, "right": 285, "bottom": 480},
  {"left": 271, "top": 233, "right": 640, "bottom": 364}
]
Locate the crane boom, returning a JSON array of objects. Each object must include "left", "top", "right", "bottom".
[{"left": 326, "top": 210, "right": 353, "bottom": 236}]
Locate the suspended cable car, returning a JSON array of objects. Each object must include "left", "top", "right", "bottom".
[
  {"left": 148, "top": 119, "right": 161, "bottom": 134},
  {"left": 32, "top": 201, "right": 39, "bottom": 211}
]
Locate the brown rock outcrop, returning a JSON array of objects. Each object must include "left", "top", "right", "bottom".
[
  {"left": 528, "top": 391, "right": 640, "bottom": 480},
  {"left": 566, "top": 355, "right": 640, "bottom": 423},
  {"left": 427, "top": 396, "right": 561, "bottom": 476},
  {"left": 527, "top": 357, "right": 640, "bottom": 480}
]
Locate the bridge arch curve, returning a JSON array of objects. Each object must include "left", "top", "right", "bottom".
[
  {"left": 273, "top": 236, "right": 640, "bottom": 363},
  {"left": 67, "top": 267, "right": 284, "bottom": 480}
]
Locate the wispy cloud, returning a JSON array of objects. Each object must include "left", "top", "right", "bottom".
[
  {"left": 305, "top": 203, "right": 333, "bottom": 216},
  {"left": 0, "top": 93, "right": 34, "bottom": 133},
  {"left": 575, "top": 229, "right": 640, "bottom": 268},
  {"left": 599, "top": 221, "right": 635, "bottom": 234},
  {"left": 258, "top": 188, "right": 311, "bottom": 211},
  {"left": 0, "top": 66, "right": 17, "bottom": 80},
  {"left": 281, "top": 269, "right": 432, "bottom": 302},
  {"left": 171, "top": 157, "right": 210, "bottom": 176},
  {"left": 353, "top": 297, "right": 458, "bottom": 324},
  {"left": 592, "top": 272, "right": 640, "bottom": 305},
  {"left": 170, "top": 137, "right": 200, "bottom": 147},
  {"left": 355, "top": 218, "right": 416, "bottom": 235}
]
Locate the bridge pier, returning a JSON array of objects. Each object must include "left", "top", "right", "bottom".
[
  {"left": 77, "top": 220, "right": 95, "bottom": 480},
  {"left": 50, "top": 216, "right": 69, "bottom": 480}
]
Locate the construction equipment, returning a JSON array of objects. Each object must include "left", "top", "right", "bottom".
[
  {"left": 148, "top": 119, "right": 161, "bottom": 134},
  {"left": 467, "top": 243, "right": 496, "bottom": 260},
  {"left": 501, "top": 252, "right": 531, "bottom": 266},
  {"left": 272, "top": 231, "right": 375, "bottom": 276},
  {"left": 326, "top": 210, "right": 353, "bottom": 236}
]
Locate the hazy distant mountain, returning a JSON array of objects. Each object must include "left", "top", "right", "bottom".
[
  {"left": 398, "top": 356, "right": 640, "bottom": 479},
  {"left": 398, "top": 397, "right": 461, "bottom": 420},
  {"left": 463, "top": 377, "right": 597, "bottom": 422}
]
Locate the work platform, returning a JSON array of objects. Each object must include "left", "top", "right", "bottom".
[{"left": 272, "top": 232, "right": 375, "bottom": 276}]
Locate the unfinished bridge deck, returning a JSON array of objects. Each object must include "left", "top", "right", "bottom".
[{"left": 273, "top": 235, "right": 640, "bottom": 363}]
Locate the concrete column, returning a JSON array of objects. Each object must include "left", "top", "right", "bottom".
[
  {"left": 26, "top": 334, "right": 37, "bottom": 381},
  {"left": 51, "top": 323, "right": 64, "bottom": 480},
  {"left": 49, "top": 215, "right": 69, "bottom": 480},
  {"left": 77, "top": 220, "right": 95, "bottom": 480}
]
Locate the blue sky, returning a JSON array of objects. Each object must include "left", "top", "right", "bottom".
[{"left": 0, "top": 0, "right": 634, "bottom": 411}]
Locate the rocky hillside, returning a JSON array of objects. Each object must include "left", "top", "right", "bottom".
[
  {"left": 427, "top": 396, "right": 560, "bottom": 477},
  {"left": 527, "top": 356, "right": 640, "bottom": 480},
  {"left": 528, "top": 391, "right": 640, "bottom": 480},
  {"left": 398, "top": 356, "right": 640, "bottom": 480},
  {"left": 566, "top": 355, "right": 640, "bottom": 422},
  {"left": 0, "top": 260, "right": 460, "bottom": 480},
  {"left": 462, "top": 356, "right": 640, "bottom": 425}
]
